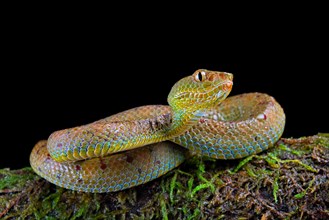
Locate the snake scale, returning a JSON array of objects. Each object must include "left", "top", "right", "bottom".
[{"left": 30, "top": 69, "right": 285, "bottom": 193}]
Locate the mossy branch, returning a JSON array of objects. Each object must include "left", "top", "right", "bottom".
[{"left": 1, "top": 134, "right": 328, "bottom": 219}]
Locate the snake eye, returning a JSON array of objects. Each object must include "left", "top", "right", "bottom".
[{"left": 195, "top": 71, "right": 206, "bottom": 82}]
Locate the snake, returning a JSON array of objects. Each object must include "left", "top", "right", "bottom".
[{"left": 30, "top": 69, "right": 285, "bottom": 193}]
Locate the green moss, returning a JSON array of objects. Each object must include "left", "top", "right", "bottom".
[
  {"left": 244, "top": 163, "right": 257, "bottom": 178},
  {"left": 0, "top": 167, "right": 36, "bottom": 190},
  {"left": 231, "top": 155, "right": 255, "bottom": 173},
  {"left": 1, "top": 134, "right": 328, "bottom": 219},
  {"left": 318, "top": 133, "right": 329, "bottom": 138},
  {"left": 278, "top": 144, "right": 303, "bottom": 156},
  {"left": 317, "top": 133, "right": 329, "bottom": 147},
  {"left": 294, "top": 176, "right": 316, "bottom": 199},
  {"left": 272, "top": 173, "right": 279, "bottom": 203},
  {"left": 187, "top": 208, "right": 201, "bottom": 220}
]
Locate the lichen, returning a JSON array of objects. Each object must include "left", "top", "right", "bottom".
[{"left": 1, "top": 134, "right": 328, "bottom": 219}]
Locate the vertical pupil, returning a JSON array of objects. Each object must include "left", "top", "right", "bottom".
[{"left": 198, "top": 72, "right": 202, "bottom": 81}]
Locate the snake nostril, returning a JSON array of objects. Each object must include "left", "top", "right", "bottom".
[
  {"left": 224, "top": 81, "right": 233, "bottom": 91},
  {"left": 219, "top": 72, "right": 233, "bottom": 81},
  {"left": 208, "top": 74, "right": 216, "bottom": 81}
]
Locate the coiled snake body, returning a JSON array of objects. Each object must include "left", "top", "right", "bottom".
[{"left": 30, "top": 70, "right": 285, "bottom": 193}]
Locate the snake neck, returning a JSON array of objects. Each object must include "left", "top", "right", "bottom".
[{"left": 164, "top": 108, "right": 203, "bottom": 139}]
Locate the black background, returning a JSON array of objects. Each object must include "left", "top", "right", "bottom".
[{"left": 1, "top": 16, "right": 328, "bottom": 169}]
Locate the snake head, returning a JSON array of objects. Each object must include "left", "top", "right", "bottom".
[{"left": 168, "top": 69, "right": 233, "bottom": 113}]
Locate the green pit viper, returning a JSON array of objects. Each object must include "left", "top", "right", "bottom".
[{"left": 30, "top": 69, "right": 285, "bottom": 193}]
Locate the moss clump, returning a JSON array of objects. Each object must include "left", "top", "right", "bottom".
[{"left": 1, "top": 134, "right": 328, "bottom": 219}]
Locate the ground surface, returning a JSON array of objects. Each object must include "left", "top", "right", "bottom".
[{"left": 0, "top": 134, "right": 328, "bottom": 219}]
